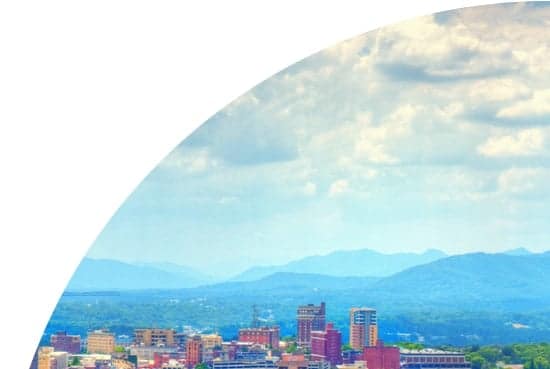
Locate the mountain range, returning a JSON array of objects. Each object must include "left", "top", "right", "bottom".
[
  {"left": 67, "top": 258, "right": 211, "bottom": 290},
  {"left": 67, "top": 248, "right": 448, "bottom": 291},
  {"left": 231, "top": 248, "right": 447, "bottom": 281}
]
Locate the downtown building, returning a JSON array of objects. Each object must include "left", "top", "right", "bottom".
[
  {"left": 134, "top": 328, "right": 177, "bottom": 347},
  {"left": 297, "top": 302, "right": 326, "bottom": 348},
  {"left": 362, "top": 340, "right": 400, "bottom": 369},
  {"left": 349, "top": 308, "right": 377, "bottom": 350},
  {"left": 400, "top": 349, "right": 471, "bottom": 369},
  {"left": 87, "top": 330, "right": 115, "bottom": 355},
  {"left": 37, "top": 347, "right": 68, "bottom": 369},
  {"left": 238, "top": 326, "right": 280, "bottom": 349},
  {"left": 212, "top": 360, "right": 277, "bottom": 369},
  {"left": 50, "top": 331, "right": 81, "bottom": 354},
  {"left": 186, "top": 335, "right": 203, "bottom": 369},
  {"left": 310, "top": 323, "right": 342, "bottom": 367}
]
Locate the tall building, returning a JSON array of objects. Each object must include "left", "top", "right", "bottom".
[
  {"left": 51, "top": 332, "right": 81, "bottom": 354},
  {"left": 87, "top": 330, "right": 115, "bottom": 354},
  {"left": 186, "top": 335, "right": 203, "bottom": 369},
  {"left": 362, "top": 340, "right": 400, "bottom": 369},
  {"left": 134, "top": 328, "right": 176, "bottom": 347},
  {"left": 297, "top": 302, "right": 326, "bottom": 348},
  {"left": 310, "top": 323, "right": 342, "bottom": 367},
  {"left": 239, "top": 326, "right": 280, "bottom": 349},
  {"left": 349, "top": 308, "right": 377, "bottom": 350}
]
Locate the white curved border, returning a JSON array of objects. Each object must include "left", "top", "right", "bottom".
[{"left": 0, "top": 1, "right": 521, "bottom": 367}]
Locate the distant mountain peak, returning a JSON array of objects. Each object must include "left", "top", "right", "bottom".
[
  {"left": 502, "top": 247, "right": 533, "bottom": 256},
  {"left": 230, "top": 247, "right": 447, "bottom": 282}
]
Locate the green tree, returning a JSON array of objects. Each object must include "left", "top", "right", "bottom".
[
  {"left": 286, "top": 342, "right": 298, "bottom": 354},
  {"left": 342, "top": 343, "right": 353, "bottom": 351},
  {"left": 70, "top": 357, "right": 81, "bottom": 367}
]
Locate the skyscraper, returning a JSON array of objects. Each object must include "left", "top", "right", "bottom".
[
  {"left": 186, "top": 335, "right": 203, "bottom": 369},
  {"left": 349, "top": 308, "right": 377, "bottom": 350},
  {"left": 297, "top": 302, "right": 326, "bottom": 348},
  {"left": 310, "top": 323, "right": 342, "bottom": 366}
]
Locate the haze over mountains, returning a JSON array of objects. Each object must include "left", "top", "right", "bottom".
[
  {"left": 57, "top": 249, "right": 550, "bottom": 345},
  {"left": 68, "top": 248, "right": 446, "bottom": 291},
  {"left": 67, "top": 258, "right": 211, "bottom": 290},
  {"left": 231, "top": 248, "right": 448, "bottom": 281},
  {"left": 67, "top": 247, "right": 544, "bottom": 294}
]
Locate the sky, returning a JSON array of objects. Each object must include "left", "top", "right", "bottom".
[{"left": 88, "top": 2, "right": 550, "bottom": 278}]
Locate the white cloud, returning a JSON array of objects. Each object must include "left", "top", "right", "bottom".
[
  {"left": 161, "top": 148, "right": 217, "bottom": 174},
  {"left": 497, "top": 89, "right": 550, "bottom": 118},
  {"left": 468, "top": 78, "right": 530, "bottom": 102},
  {"left": 478, "top": 128, "right": 545, "bottom": 157},
  {"left": 328, "top": 179, "right": 349, "bottom": 197},
  {"left": 497, "top": 168, "right": 544, "bottom": 194},
  {"left": 303, "top": 181, "right": 317, "bottom": 196}
]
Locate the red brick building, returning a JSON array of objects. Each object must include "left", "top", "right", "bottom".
[
  {"left": 238, "top": 326, "right": 280, "bottom": 349},
  {"left": 310, "top": 323, "right": 342, "bottom": 366},
  {"left": 362, "top": 340, "right": 400, "bottom": 369},
  {"left": 297, "top": 302, "right": 326, "bottom": 348},
  {"left": 50, "top": 331, "right": 81, "bottom": 354},
  {"left": 186, "top": 336, "right": 203, "bottom": 369}
]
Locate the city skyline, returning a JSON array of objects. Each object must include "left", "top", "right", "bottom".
[{"left": 87, "top": 2, "right": 550, "bottom": 278}]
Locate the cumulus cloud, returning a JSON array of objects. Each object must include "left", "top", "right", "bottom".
[
  {"left": 478, "top": 129, "right": 546, "bottom": 157},
  {"left": 497, "top": 89, "right": 550, "bottom": 118},
  {"left": 468, "top": 78, "right": 530, "bottom": 102},
  {"left": 91, "top": 4, "right": 550, "bottom": 272}
]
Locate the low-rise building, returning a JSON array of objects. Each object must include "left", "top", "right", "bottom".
[
  {"left": 400, "top": 348, "right": 471, "bottom": 369},
  {"left": 362, "top": 340, "right": 400, "bottom": 369},
  {"left": 238, "top": 327, "right": 280, "bottom": 349},
  {"left": 212, "top": 360, "right": 278, "bottom": 369},
  {"left": 87, "top": 330, "right": 115, "bottom": 354},
  {"left": 51, "top": 332, "right": 81, "bottom": 354}
]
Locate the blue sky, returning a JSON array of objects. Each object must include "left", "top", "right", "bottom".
[{"left": 88, "top": 3, "right": 550, "bottom": 278}]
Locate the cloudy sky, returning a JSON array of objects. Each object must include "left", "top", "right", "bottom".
[{"left": 88, "top": 2, "right": 550, "bottom": 278}]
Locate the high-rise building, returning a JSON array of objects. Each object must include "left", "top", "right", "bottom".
[
  {"left": 134, "top": 328, "right": 176, "bottom": 347},
  {"left": 310, "top": 323, "right": 342, "bottom": 367},
  {"left": 87, "top": 330, "right": 115, "bottom": 354},
  {"left": 297, "top": 302, "right": 326, "bottom": 348},
  {"left": 349, "top": 308, "right": 377, "bottom": 350},
  {"left": 239, "top": 326, "right": 280, "bottom": 349},
  {"left": 362, "top": 340, "right": 400, "bottom": 369},
  {"left": 186, "top": 335, "right": 203, "bottom": 369},
  {"left": 50, "top": 332, "right": 81, "bottom": 354}
]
